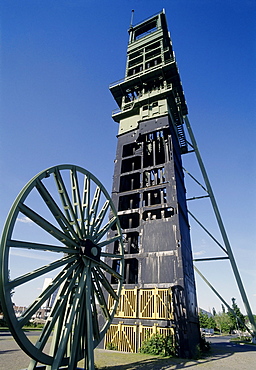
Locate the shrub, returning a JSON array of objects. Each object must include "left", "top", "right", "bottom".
[
  {"left": 139, "top": 333, "right": 175, "bottom": 357},
  {"left": 105, "top": 342, "right": 118, "bottom": 351},
  {"left": 199, "top": 335, "right": 211, "bottom": 354},
  {"left": 193, "top": 335, "right": 211, "bottom": 359},
  {"left": 230, "top": 336, "right": 253, "bottom": 343}
]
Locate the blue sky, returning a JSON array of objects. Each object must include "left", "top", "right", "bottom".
[{"left": 1, "top": 1, "right": 255, "bottom": 315}]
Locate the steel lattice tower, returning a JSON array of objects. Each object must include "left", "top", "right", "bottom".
[{"left": 104, "top": 10, "right": 200, "bottom": 357}]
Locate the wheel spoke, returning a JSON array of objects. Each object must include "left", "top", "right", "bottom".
[
  {"left": 91, "top": 200, "right": 110, "bottom": 238},
  {"left": 96, "top": 259, "right": 123, "bottom": 281},
  {"left": 101, "top": 252, "right": 123, "bottom": 259},
  {"left": 91, "top": 268, "right": 110, "bottom": 322},
  {"left": 91, "top": 284, "right": 100, "bottom": 343},
  {"left": 36, "top": 179, "right": 80, "bottom": 242},
  {"left": 51, "top": 265, "right": 88, "bottom": 369},
  {"left": 82, "top": 174, "right": 90, "bottom": 234},
  {"left": 68, "top": 293, "right": 85, "bottom": 368},
  {"left": 18, "top": 203, "right": 78, "bottom": 248},
  {"left": 70, "top": 168, "right": 86, "bottom": 238},
  {"left": 8, "top": 254, "right": 77, "bottom": 289},
  {"left": 94, "top": 216, "right": 117, "bottom": 243},
  {"left": 34, "top": 265, "right": 83, "bottom": 351},
  {"left": 7, "top": 239, "right": 78, "bottom": 254},
  {"left": 84, "top": 264, "right": 94, "bottom": 370},
  {"left": 88, "top": 186, "right": 101, "bottom": 235},
  {"left": 53, "top": 168, "right": 82, "bottom": 239},
  {"left": 98, "top": 235, "right": 121, "bottom": 248},
  {"left": 94, "top": 266, "right": 118, "bottom": 301},
  {"left": 18, "top": 260, "right": 80, "bottom": 328}
]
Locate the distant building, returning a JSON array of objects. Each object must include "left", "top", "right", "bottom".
[
  {"left": 13, "top": 306, "right": 27, "bottom": 317},
  {"left": 41, "top": 278, "right": 58, "bottom": 310},
  {"left": 199, "top": 308, "right": 213, "bottom": 318}
]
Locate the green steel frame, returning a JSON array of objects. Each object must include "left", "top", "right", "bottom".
[
  {"left": 0, "top": 165, "right": 124, "bottom": 369},
  {"left": 183, "top": 116, "right": 256, "bottom": 341}
]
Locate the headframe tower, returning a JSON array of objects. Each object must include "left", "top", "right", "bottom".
[{"left": 105, "top": 10, "right": 200, "bottom": 357}]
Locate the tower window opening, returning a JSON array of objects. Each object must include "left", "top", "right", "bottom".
[
  {"left": 129, "top": 50, "right": 142, "bottom": 60},
  {"left": 145, "top": 48, "right": 161, "bottom": 61},
  {"left": 155, "top": 134, "right": 166, "bottom": 165},
  {"left": 122, "top": 232, "right": 140, "bottom": 254},
  {"left": 125, "top": 90, "right": 139, "bottom": 102},
  {"left": 122, "top": 142, "right": 140, "bottom": 157},
  {"left": 142, "top": 206, "right": 174, "bottom": 221},
  {"left": 118, "top": 193, "right": 140, "bottom": 211},
  {"left": 164, "top": 50, "right": 174, "bottom": 63},
  {"left": 128, "top": 64, "right": 143, "bottom": 76},
  {"left": 111, "top": 259, "right": 121, "bottom": 284},
  {"left": 143, "top": 134, "right": 154, "bottom": 167},
  {"left": 119, "top": 172, "right": 140, "bottom": 192},
  {"left": 119, "top": 213, "right": 140, "bottom": 229},
  {"left": 145, "top": 41, "right": 161, "bottom": 52},
  {"left": 121, "top": 156, "right": 141, "bottom": 173},
  {"left": 134, "top": 19, "right": 158, "bottom": 41},
  {"left": 165, "top": 207, "right": 175, "bottom": 217},
  {"left": 124, "top": 258, "right": 138, "bottom": 284},
  {"left": 128, "top": 56, "right": 143, "bottom": 68},
  {"left": 144, "top": 79, "right": 164, "bottom": 93},
  {"left": 145, "top": 57, "right": 162, "bottom": 69},
  {"left": 143, "top": 188, "right": 167, "bottom": 207},
  {"left": 142, "top": 130, "right": 168, "bottom": 168},
  {"left": 113, "top": 239, "right": 121, "bottom": 254},
  {"left": 143, "top": 167, "right": 165, "bottom": 187}
]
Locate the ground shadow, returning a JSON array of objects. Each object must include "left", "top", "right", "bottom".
[
  {"left": 0, "top": 332, "right": 13, "bottom": 337},
  {"left": 0, "top": 348, "right": 20, "bottom": 355},
  {"left": 211, "top": 340, "right": 256, "bottom": 353},
  {"left": 96, "top": 352, "right": 233, "bottom": 370},
  {"left": 96, "top": 341, "right": 256, "bottom": 369}
]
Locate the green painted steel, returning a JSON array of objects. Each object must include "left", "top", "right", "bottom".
[
  {"left": 184, "top": 116, "right": 256, "bottom": 341},
  {"left": 0, "top": 164, "right": 124, "bottom": 369}
]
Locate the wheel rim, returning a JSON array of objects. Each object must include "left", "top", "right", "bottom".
[{"left": 0, "top": 165, "right": 124, "bottom": 368}]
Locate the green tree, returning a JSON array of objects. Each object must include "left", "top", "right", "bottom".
[
  {"left": 227, "top": 298, "right": 245, "bottom": 332},
  {"left": 199, "top": 311, "right": 209, "bottom": 328},
  {"left": 207, "top": 316, "right": 216, "bottom": 329},
  {"left": 214, "top": 312, "right": 233, "bottom": 334},
  {"left": 199, "top": 310, "right": 215, "bottom": 329}
]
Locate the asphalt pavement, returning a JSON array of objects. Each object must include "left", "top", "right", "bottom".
[{"left": 0, "top": 333, "right": 255, "bottom": 370}]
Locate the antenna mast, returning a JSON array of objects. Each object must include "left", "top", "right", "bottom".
[{"left": 130, "top": 9, "right": 134, "bottom": 28}]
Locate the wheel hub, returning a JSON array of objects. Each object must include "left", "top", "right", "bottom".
[{"left": 79, "top": 239, "right": 101, "bottom": 261}]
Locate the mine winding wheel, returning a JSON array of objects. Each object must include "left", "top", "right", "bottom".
[{"left": 0, "top": 165, "right": 124, "bottom": 370}]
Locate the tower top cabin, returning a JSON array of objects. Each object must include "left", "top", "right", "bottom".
[{"left": 110, "top": 10, "right": 188, "bottom": 153}]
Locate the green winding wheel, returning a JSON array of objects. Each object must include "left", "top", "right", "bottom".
[{"left": 0, "top": 165, "right": 124, "bottom": 370}]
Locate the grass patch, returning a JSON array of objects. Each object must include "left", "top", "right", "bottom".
[
  {"left": 92, "top": 350, "right": 181, "bottom": 370},
  {"left": 230, "top": 336, "right": 255, "bottom": 345},
  {"left": 0, "top": 327, "right": 10, "bottom": 332}
]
